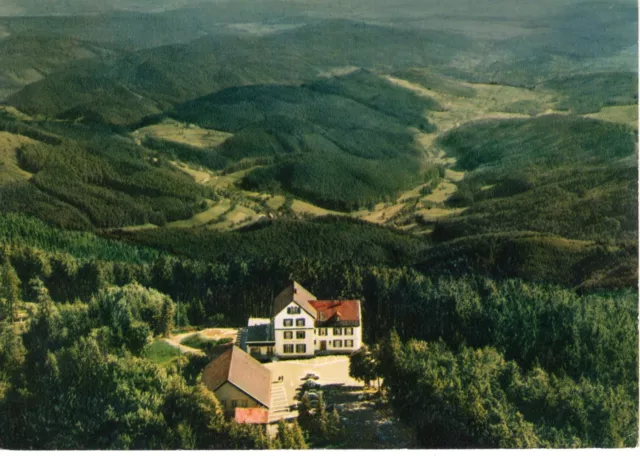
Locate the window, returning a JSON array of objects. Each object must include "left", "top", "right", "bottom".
[
  {"left": 333, "top": 328, "right": 343, "bottom": 336},
  {"left": 296, "top": 318, "right": 305, "bottom": 327},
  {"left": 267, "top": 346, "right": 274, "bottom": 355},
  {"left": 296, "top": 331, "right": 305, "bottom": 339},
  {"left": 284, "top": 344, "right": 294, "bottom": 353},
  {"left": 334, "top": 340, "right": 343, "bottom": 348},
  {"left": 231, "top": 400, "right": 238, "bottom": 408},
  {"left": 345, "top": 327, "right": 354, "bottom": 335},
  {"left": 284, "top": 331, "right": 293, "bottom": 339},
  {"left": 296, "top": 344, "right": 306, "bottom": 353},
  {"left": 241, "top": 400, "right": 248, "bottom": 407},
  {"left": 318, "top": 328, "right": 327, "bottom": 336},
  {"left": 287, "top": 306, "right": 301, "bottom": 314},
  {"left": 345, "top": 340, "right": 354, "bottom": 348},
  {"left": 283, "top": 319, "right": 293, "bottom": 327}
]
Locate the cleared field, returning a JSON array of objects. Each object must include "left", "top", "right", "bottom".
[
  {"left": 166, "top": 199, "right": 231, "bottom": 229},
  {"left": 0, "top": 105, "right": 33, "bottom": 121},
  {"left": 118, "top": 223, "right": 158, "bottom": 232},
  {"left": 206, "top": 204, "right": 262, "bottom": 230},
  {"left": 133, "top": 118, "right": 232, "bottom": 149},
  {"left": 445, "top": 169, "right": 465, "bottom": 182},
  {"left": 211, "top": 168, "right": 257, "bottom": 188},
  {"left": 266, "top": 195, "right": 286, "bottom": 211},
  {"left": 415, "top": 207, "right": 467, "bottom": 222},
  {"left": 421, "top": 180, "right": 458, "bottom": 203},
  {"left": 398, "top": 182, "right": 433, "bottom": 202},
  {"left": 171, "top": 161, "right": 212, "bottom": 184},
  {"left": 386, "top": 76, "right": 556, "bottom": 133},
  {"left": 0, "top": 132, "right": 35, "bottom": 185},
  {"left": 356, "top": 203, "right": 406, "bottom": 224},
  {"left": 585, "top": 105, "right": 638, "bottom": 128},
  {"left": 291, "top": 199, "right": 342, "bottom": 217}
]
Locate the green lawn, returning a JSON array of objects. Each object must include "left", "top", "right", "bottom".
[
  {"left": 142, "top": 340, "right": 181, "bottom": 366},
  {"left": 181, "top": 334, "right": 232, "bottom": 351}
]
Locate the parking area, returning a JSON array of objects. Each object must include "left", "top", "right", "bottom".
[{"left": 264, "top": 355, "right": 363, "bottom": 408}]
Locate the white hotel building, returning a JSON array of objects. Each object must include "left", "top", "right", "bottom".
[{"left": 242, "top": 281, "right": 363, "bottom": 359}]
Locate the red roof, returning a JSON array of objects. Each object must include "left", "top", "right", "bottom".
[
  {"left": 235, "top": 407, "right": 269, "bottom": 424},
  {"left": 309, "top": 300, "right": 361, "bottom": 324}
]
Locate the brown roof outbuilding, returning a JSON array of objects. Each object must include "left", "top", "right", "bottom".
[{"left": 202, "top": 345, "right": 272, "bottom": 408}]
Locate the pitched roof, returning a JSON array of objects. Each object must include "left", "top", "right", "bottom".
[
  {"left": 202, "top": 346, "right": 272, "bottom": 408},
  {"left": 273, "top": 281, "right": 318, "bottom": 319},
  {"left": 235, "top": 407, "right": 270, "bottom": 425},
  {"left": 309, "top": 300, "right": 361, "bottom": 326}
]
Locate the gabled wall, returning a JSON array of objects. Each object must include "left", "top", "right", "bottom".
[
  {"left": 215, "top": 382, "right": 265, "bottom": 416},
  {"left": 274, "top": 301, "right": 315, "bottom": 357}
]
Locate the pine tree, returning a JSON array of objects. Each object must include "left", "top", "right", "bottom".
[
  {"left": 28, "top": 277, "right": 52, "bottom": 307},
  {"left": 314, "top": 393, "right": 328, "bottom": 441},
  {"left": 298, "top": 394, "right": 312, "bottom": 429},
  {"left": 252, "top": 425, "right": 272, "bottom": 449},
  {"left": 158, "top": 297, "right": 175, "bottom": 336},
  {"left": 290, "top": 419, "right": 308, "bottom": 449},
  {"left": 276, "top": 420, "right": 289, "bottom": 448},
  {"left": 0, "top": 258, "right": 21, "bottom": 323},
  {"left": 327, "top": 408, "right": 343, "bottom": 442}
]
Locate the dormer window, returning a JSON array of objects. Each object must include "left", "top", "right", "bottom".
[{"left": 287, "top": 306, "right": 301, "bottom": 314}]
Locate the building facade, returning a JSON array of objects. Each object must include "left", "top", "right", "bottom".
[
  {"left": 201, "top": 345, "right": 272, "bottom": 417},
  {"left": 243, "top": 281, "right": 362, "bottom": 359}
]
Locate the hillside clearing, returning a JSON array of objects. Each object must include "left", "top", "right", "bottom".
[
  {"left": 585, "top": 105, "right": 638, "bottom": 128},
  {"left": 0, "top": 132, "right": 36, "bottom": 185},
  {"left": 133, "top": 118, "right": 233, "bottom": 149}
]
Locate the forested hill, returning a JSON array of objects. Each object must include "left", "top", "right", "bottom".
[
  {"left": 169, "top": 70, "right": 441, "bottom": 210},
  {"left": 434, "top": 115, "right": 637, "bottom": 243},
  {"left": 0, "top": 113, "right": 210, "bottom": 230},
  {"left": 5, "top": 21, "right": 473, "bottom": 125}
]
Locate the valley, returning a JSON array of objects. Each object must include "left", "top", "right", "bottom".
[{"left": 124, "top": 70, "right": 636, "bottom": 239}]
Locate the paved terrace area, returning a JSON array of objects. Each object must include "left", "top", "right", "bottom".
[{"left": 265, "top": 355, "right": 363, "bottom": 417}]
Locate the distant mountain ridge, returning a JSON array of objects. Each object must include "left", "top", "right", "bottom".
[{"left": 4, "top": 20, "right": 475, "bottom": 125}]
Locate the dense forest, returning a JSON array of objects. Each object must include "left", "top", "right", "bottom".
[{"left": 0, "top": 221, "right": 637, "bottom": 447}]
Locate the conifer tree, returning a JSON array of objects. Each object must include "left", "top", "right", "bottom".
[
  {"left": 290, "top": 419, "right": 309, "bottom": 449},
  {"left": 0, "top": 258, "right": 21, "bottom": 323},
  {"left": 327, "top": 408, "right": 343, "bottom": 441},
  {"left": 28, "top": 277, "right": 52, "bottom": 307},
  {"left": 276, "top": 420, "right": 289, "bottom": 448},
  {"left": 315, "top": 393, "right": 328, "bottom": 440},
  {"left": 159, "top": 296, "right": 175, "bottom": 336}
]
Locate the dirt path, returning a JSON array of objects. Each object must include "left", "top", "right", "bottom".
[
  {"left": 164, "top": 331, "right": 204, "bottom": 355},
  {"left": 162, "top": 327, "right": 239, "bottom": 355}
]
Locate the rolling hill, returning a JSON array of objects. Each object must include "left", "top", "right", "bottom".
[
  {"left": 167, "top": 70, "right": 441, "bottom": 210},
  {"left": 4, "top": 20, "right": 476, "bottom": 125},
  {"left": 433, "top": 115, "right": 637, "bottom": 242},
  {"left": 0, "top": 34, "right": 120, "bottom": 100},
  {"left": 0, "top": 111, "right": 209, "bottom": 230}
]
